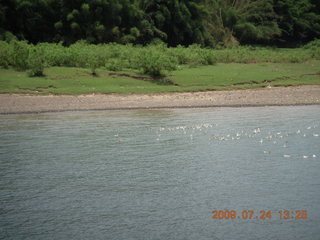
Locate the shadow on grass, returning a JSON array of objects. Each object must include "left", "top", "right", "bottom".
[{"left": 107, "top": 72, "right": 179, "bottom": 86}]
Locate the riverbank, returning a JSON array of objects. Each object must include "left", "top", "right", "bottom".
[{"left": 1, "top": 85, "right": 319, "bottom": 114}]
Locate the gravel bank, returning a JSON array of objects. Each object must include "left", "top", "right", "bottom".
[{"left": 1, "top": 85, "right": 319, "bottom": 114}]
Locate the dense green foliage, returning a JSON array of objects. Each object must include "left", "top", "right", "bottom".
[
  {"left": 1, "top": 0, "right": 319, "bottom": 46},
  {"left": 274, "top": 0, "right": 320, "bottom": 42},
  {"left": 204, "top": 0, "right": 282, "bottom": 47},
  {"left": 0, "top": 40, "right": 319, "bottom": 79}
]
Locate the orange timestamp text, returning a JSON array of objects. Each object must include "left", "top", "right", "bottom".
[{"left": 211, "top": 210, "right": 308, "bottom": 220}]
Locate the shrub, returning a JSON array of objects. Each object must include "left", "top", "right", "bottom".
[
  {"left": 86, "top": 53, "right": 101, "bottom": 76},
  {"left": 27, "top": 47, "right": 45, "bottom": 77},
  {"left": 185, "top": 44, "right": 216, "bottom": 66},
  {"left": 194, "top": 49, "right": 216, "bottom": 65},
  {"left": 10, "top": 40, "right": 30, "bottom": 70},
  {"left": 0, "top": 31, "right": 18, "bottom": 42},
  {"left": 303, "top": 39, "right": 320, "bottom": 60},
  {"left": 0, "top": 41, "right": 11, "bottom": 68},
  {"left": 169, "top": 45, "right": 192, "bottom": 64},
  {"left": 311, "top": 48, "right": 320, "bottom": 60},
  {"left": 37, "top": 42, "right": 68, "bottom": 66},
  {"left": 1, "top": 40, "right": 318, "bottom": 78},
  {"left": 105, "top": 58, "right": 124, "bottom": 71},
  {"left": 134, "top": 48, "right": 177, "bottom": 78},
  {"left": 303, "top": 39, "right": 320, "bottom": 49}
]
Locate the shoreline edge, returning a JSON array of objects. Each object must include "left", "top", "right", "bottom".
[{"left": 1, "top": 85, "right": 319, "bottom": 114}]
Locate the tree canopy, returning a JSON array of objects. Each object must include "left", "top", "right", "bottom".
[{"left": 0, "top": 0, "right": 319, "bottom": 46}]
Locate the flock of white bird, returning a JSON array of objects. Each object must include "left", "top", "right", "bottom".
[{"left": 155, "top": 123, "right": 319, "bottom": 159}]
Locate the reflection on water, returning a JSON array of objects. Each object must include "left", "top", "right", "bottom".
[{"left": 0, "top": 106, "right": 320, "bottom": 240}]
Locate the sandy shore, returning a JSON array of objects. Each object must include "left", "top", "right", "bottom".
[{"left": 0, "top": 85, "right": 320, "bottom": 114}]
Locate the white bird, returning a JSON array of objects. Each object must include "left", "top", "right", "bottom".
[
  {"left": 283, "top": 154, "right": 291, "bottom": 158},
  {"left": 303, "top": 155, "right": 308, "bottom": 159},
  {"left": 313, "top": 154, "right": 317, "bottom": 158}
]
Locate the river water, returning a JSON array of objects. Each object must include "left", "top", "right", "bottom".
[{"left": 0, "top": 106, "right": 319, "bottom": 240}]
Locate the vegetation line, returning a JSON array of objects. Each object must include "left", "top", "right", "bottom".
[{"left": 0, "top": 38, "right": 319, "bottom": 95}]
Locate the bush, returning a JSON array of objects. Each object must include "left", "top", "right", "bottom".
[
  {"left": 86, "top": 53, "right": 101, "bottom": 76},
  {"left": 37, "top": 42, "right": 68, "bottom": 66},
  {"left": 311, "top": 48, "right": 320, "bottom": 60},
  {"left": 27, "top": 47, "right": 46, "bottom": 77},
  {"left": 10, "top": 40, "right": 30, "bottom": 71},
  {"left": 303, "top": 39, "right": 320, "bottom": 49},
  {"left": 1, "top": 40, "right": 318, "bottom": 79},
  {"left": 0, "top": 31, "right": 18, "bottom": 42},
  {"left": 0, "top": 41, "right": 11, "bottom": 68},
  {"left": 134, "top": 47, "right": 177, "bottom": 78},
  {"left": 105, "top": 58, "right": 124, "bottom": 71},
  {"left": 186, "top": 44, "right": 216, "bottom": 66},
  {"left": 303, "top": 39, "right": 320, "bottom": 60},
  {"left": 169, "top": 45, "right": 191, "bottom": 64}
]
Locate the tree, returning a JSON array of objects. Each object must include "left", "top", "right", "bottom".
[
  {"left": 140, "top": 0, "right": 210, "bottom": 46},
  {"left": 0, "top": 0, "right": 318, "bottom": 46},
  {"left": 204, "top": 0, "right": 281, "bottom": 47},
  {"left": 0, "top": 0, "right": 59, "bottom": 43},
  {"left": 274, "top": 0, "right": 320, "bottom": 43}
]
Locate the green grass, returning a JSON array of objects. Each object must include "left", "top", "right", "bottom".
[
  {"left": 0, "top": 61, "right": 319, "bottom": 94},
  {"left": 171, "top": 62, "right": 320, "bottom": 89}
]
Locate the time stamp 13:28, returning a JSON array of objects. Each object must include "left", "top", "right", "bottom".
[{"left": 211, "top": 210, "right": 308, "bottom": 220}]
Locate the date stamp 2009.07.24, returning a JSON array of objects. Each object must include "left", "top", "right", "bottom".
[{"left": 211, "top": 210, "right": 308, "bottom": 220}]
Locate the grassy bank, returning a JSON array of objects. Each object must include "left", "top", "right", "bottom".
[
  {"left": 0, "top": 62, "right": 319, "bottom": 94},
  {"left": 0, "top": 40, "right": 319, "bottom": 94}
]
